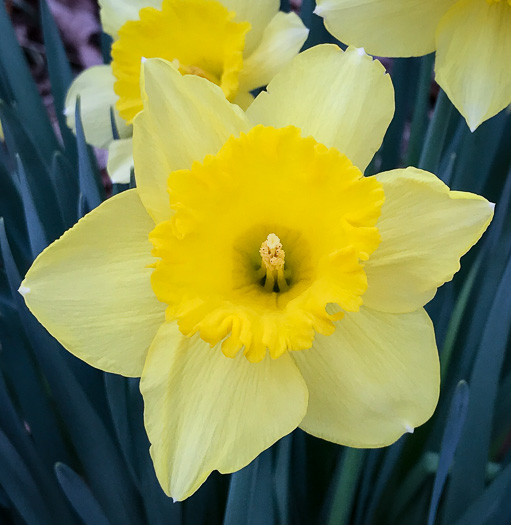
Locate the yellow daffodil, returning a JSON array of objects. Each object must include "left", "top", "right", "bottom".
[
  {"left": 314, "top": 0, "right": 511, "bottom": 131},
  {"left": 21, "top": 45, "right": 493, "bottom": 500},
  {"left": 64, "top": 0, "right": 308, "bottom": 183}
]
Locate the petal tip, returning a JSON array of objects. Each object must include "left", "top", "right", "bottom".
[
  {"left": 405, "top": 424, "right": 414, "bottom": 434},
  {"left": 313, "top": 5, "right": 324, "bottom": 16},
  {"left": 18, "top": 284, "right": 30, "bottom": 297}
]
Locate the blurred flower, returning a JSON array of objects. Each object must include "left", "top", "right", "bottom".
[
  {"left": 21, "top": 45, "right": 493, "bottom": 500},
  {"left": 64, "top": 0, "right": 308, "bottom": 183},
  {"left": 314, "top": 0, "right": 511, "bottom": 131}
]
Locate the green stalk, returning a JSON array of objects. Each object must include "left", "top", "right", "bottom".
[
  {"left": 419, "top": 89, "right": 453, "bottom": 173},
  {"left": 440, "top": 253, "right": 483, "bottom": 382},
  {"left": 406, "top": 54, "right": 435, "bottom": 167},
  {"left": 327, "top": 448, "right": 366, "bottom": 525}
]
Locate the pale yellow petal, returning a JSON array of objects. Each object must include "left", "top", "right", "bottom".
[
  {"left": 21, "top": 190, "right": 164, "bottom": 377},
  {"left": 65, "top": 65, "right": 132, "bottom": 149},
  {"left": 293, "top": 307, "right": 439, "bottom": 447},
  {"left": 238, "top": 12, "right": 309, "bottom": 93},
  {"left": 247, "top": 45, "right": 394, "bottom": 172},
  {"left": 133, "top": 58, "right": 251, "bottom": 223},
  {"left": 363, "top": 168, "right": 494, "bottom": 313},
  {"left": 98, "top": 0, "right": 163, "bottom": 39},
  {"left": 315, "top": 0, "right": 456, "bottom": 57},
  {"left": 107, "top": 138, "right": 134, "bottom": 184},
  {"left": 140, "top": 322, "right": 308, "bottom": 500},
  {"left": 218, "top": 0, "right": 279, "bottom": 55},
  {"left": 435, "top": 0, "right": 511, "bottom": 131}
]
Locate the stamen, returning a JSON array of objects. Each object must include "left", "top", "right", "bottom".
[{"left": 259, "top": 234, "right": 288, "bottom": 292}]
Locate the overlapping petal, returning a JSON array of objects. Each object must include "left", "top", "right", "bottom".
[
  {"left": 238, "top": 11, "right": 308, "bottom": 93},
  {"left": 98, "top": 0, "right": 163, "bottom": 39},
  {"left": 314, "top": 0, "right": 456, "bottom": 57},
  {"left": 64, "top": 65, "right": 132, "bottom": 149},
  {"left": 218, "top": 0, "right": 279, "bottom": 55},
  {"left": 140, "top": 321, "right": 308, "bottom": 500},
  {"left": 293, "top": 307, "right": 439, "bottom": 447},
  {"left": 363, "top": 168, "right": 494, "bottom": 313},
  {"left": 133, "top": 59, "right": 251, "bottom": 223},
  {"left": 435, "top": 0, "right": 511, "bottom": 130},
  {"left": 21, "top": 190, "right": 164, "bottom": 377},
  {"left": 247, "top": 45, "right": 394, "bottom": 172},
  {"left": 107, "top": 138, "right": 134, "bottom": 184}
]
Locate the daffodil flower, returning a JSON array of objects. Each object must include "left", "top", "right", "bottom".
[
  {"left": 314, "top": 0, "right": 511, "bottom": 131},
  {"left": 22, "top": 45, "right": 493, "bottom": 500},
  {"left": 64, "top": 0, "right": 309, "bottom": 183}
]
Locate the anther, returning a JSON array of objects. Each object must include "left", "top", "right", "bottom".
[{"left": 259, "top": 234, "right": 288, "bottom": 292}]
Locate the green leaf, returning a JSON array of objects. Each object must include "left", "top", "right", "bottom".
[
  {"left": 0, "top": 100, "right": 64, "bottom": 243},
  {"left": 363, "top": 438, "right": 407, "bottom": 524},
  {"left": 452, "top": 461, "right": 511, "bottom": 525},
  {"left": 418, "top": 90, "right": 454, "bottom": 173},
  {"left": 49, "top": 151, "right": 80, "bottom": 228},
  {"left": 274, "top": 434, "right": 292, "bottom": 525},
  {"left": 353, "top": 450, "right": 380, "bottom": 525},
  {"left": 15, "top": 156, "right": 49, "bottom": 258},
  {"left": 327, "top": 448, "right": 366, "bottom": 525},
  {"left": 379, "top": 58, "right": 419, "bottom": 171},
  {"left": 0, "top": 365, "right": 75, "bottom": 523},
  {"left": 39, "top": 0, "right": 78, "bottom": 161},
  {"left": 428, "top": 381, "right": 470, "bottom": 525},
  {"left": 55, "top": 463, "right": 111, "bottom": 525},
  {"left": 405, "top": 54, "right": 435, "bottom": 167},
  {"left": 0, "top": 429, "right": 54, "bottom": 525},
  {"left": 0, "top": 0, "right": 59, "bottom": 158},
  {"left": 0, "top": 308, "right": 69, "bottom": 472},
  {"left": 75, "top": 98, "right": 105, "bottom": 211},
  {"left": 223, "top": 449, "right": 276, "bottom": 525},
  {"left": 443, "top": 249, "right": 511, "bottom": 523},
  {"left": 450, "top": 112, "right": 508, "bottom": 194},
  {"left": 0, "top": 157, "right": 31, "bottom": 269}
]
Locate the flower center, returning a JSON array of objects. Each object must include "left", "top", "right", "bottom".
[
  {"left": 149, "top": 126, "right": 385, "bottom": 362},
  {"left": 111, "top": 0, "right": 250, "bottom": 123},
  {"left": 259, "top": 233, "right": 288, "bottom": 293}
]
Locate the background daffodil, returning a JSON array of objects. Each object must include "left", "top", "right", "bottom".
[
  {"left": 314, "top": 0, "right": 511, "bottom": 131},
  {"left": 20, "top": 45, "right": 493, "bottom": 501},
  {"left": 63, "top": 0, "right": 309, "bottom": 183}
]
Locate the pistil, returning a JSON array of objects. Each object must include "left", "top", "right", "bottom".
[{"left": 259, "top": 234, "right": 288, "bottom": 293}]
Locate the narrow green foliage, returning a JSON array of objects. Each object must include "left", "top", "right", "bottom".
[
  {"left": 55, "top": 463, "right": 111, "bottom": 525},
  {"left": 327, "top": 449, "right": 366, "bottom": 525},
  {"left": 0, "top": 4, "right": 511, "bottom": 525},
  {"left": 428, "top": 381, "right": 469, "bottom": 525},
  {"left": 75, "top": 98, "right": 105, "bottom": 211},
  {"left": 443, "top": 249, "right": 511, "bottom": 522},
  {"left": 405, "top": 54, "right": 435, "bottom": 167},
  {"left": 419, "top": 90, "right": 454, "bottom": 173},
  {"left": 39, "top": 0, "right": 78, "bottom": 161},
  {"left": 0, "top": 0, "right": 59, "bottom": 158}
]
